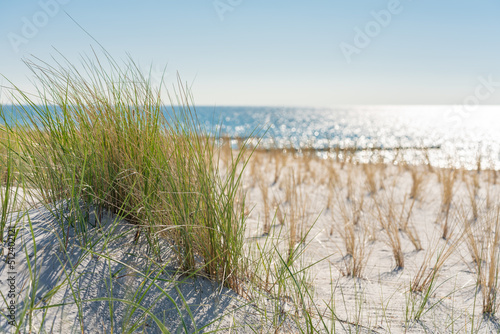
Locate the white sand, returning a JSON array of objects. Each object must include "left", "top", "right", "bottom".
[
  {"left": 2, "top": 153, "right": 500, "bottom": 333},
  {"left": 241, "top": 153, "right": 500, "bottom": 333},
  {"left": 0, "top": 204, "right": 297, "bottom": 333}
]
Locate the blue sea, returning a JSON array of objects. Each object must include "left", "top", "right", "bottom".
[
  {"left": 3, "top": 105, "right": 500, "bottom": 170},
  {"left": 195, "top": 105, "right": 500, "bottom": 170}
]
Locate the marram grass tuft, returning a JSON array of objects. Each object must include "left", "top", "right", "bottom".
[{"left": 3, "top": 52, "right": 250, "bottom": 291}]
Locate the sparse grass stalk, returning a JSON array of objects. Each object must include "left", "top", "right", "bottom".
[
  {"left": 346, "top": 169, "right": 354, "bottom": 201},
  {"left": 363, "top": 163, "right": 378, "bottom": 195},
  {"left": 272, "top": 196, "right": 284, "bottom": 225},
  {"left": 481, "top": 208, "right": 500, "bottom": 315},
  {"left": 440, "top": 168, "right": 456, "bottom": 239},
  {"left": 459, "top": 200, "right": 500, "bottom": 316},
  {"left": 336, "top": 191, "right": 370, "bottom": 277},
  {"left": 411, "top": 238, "right": 458, "bottom": 294},
  {"left": 287, "top": 171, "right": 298, "bottom": 259},
  {"left": 284, "top": 171, "right": 310, "bottom": 262},
  {"left": 398, "top": 194, "right": 422, "bottom": 251},
  {"left": 258, "top": 174, "right": 270, "bottom": 235},
  {"left": 374, "top": 194, "right": 404, "bottom": 269},
  {"left": 479, "top": 207, "right": 499, "bottom": 315},
  {"left": 409, "top": 167, "right": 424, "bottom": 200},
  {"left": 466, "top": 173, "right": 480, "bottom": 221},
  {"left": 272, "top": 150, "right": 284, "bottom": 185},
  {"left": 476, "top": 148, "right": 482, "bottom": 173}
]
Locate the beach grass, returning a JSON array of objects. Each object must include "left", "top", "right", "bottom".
[
  {"left": 4, "top": 53, "right": 251, "bottom": 290},
  {"left": 3, "top": 53, "right": 500, "bottom": 333},
  {"left": 0, "top": 53, "right": 262, "bottom": 332}
]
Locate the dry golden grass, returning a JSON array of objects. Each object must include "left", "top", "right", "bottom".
[
  {"left": 258, "top": 176, "right": 271, "bottom": 235},
  {"left": 282, "top": 170, "right": 310, "bottom": 261},
  {"left": 374, "top": 192, "right": 405, "bottom": 269},
  {"left": 346, "top": 168, "right": 355, "bottom": 201},
  {"left": 11, "top": 51, "right": 500, "bottom": 333},
  {"left": 326, "top": 159, "right": 339, "bottom": 184},
  {"left": 335, "top": 191, "right": 371, "bottom": 277},
  {"left": 491, "top": 169, "right": 498, "bottom": 185},
  {"left": 409, "top": 167, "right": 425, "bottom": 200},
  {"left": 337, "top": 189, "right": 364, "bottom": 229},
  {"left": 439, "top": 168, "right": 456, "bottom": 210},
  {"left": 463, "top": 222, "right": 482, "bottom": 267},
  {"left": 326, "top": 180, "right": 335, "bottom": 211},
  {"left": 411, "top": 235, "right": 459, "bottom": 293},
  {"left": 363, "top": 163, "right": 378, "bottom": 195},
  {"left": 272, "top": 195, "right": 285, "bottom": 225},
  {"left": 465, "top": 172, "right": 480, "bottom": 221},
  {"left": 422, "top": 147, "right": 434, "bottom": 172},
  {"left": 271, "top": 150, "right": 285, "bottom": 185},
  {"left": 341, "top": 226, "right": 370, "bottom": 278},
  {"left": 242, "top": 147, "right": 500, "bottom": 317},
  {"left": 458, "top": 201, "right": 500, "bottom": 315},
  {"left": 439, "top": 168, "right": 456, "bottom": 240},
  {"left": 482, "top": 209, "right": 500, "bottom": 315},
  {"left": 476, "top": 149, "right": 483, "bottom": 173},
  {"left": 399, "top": 194, "right": 422, "bottom": 251}
]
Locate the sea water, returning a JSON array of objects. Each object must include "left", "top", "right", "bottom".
[
  {"left": 195, "top": 105, "right": 500, "bottom": 170},
  {"left": 3, "top": 105, "right": 500, "bottom": 170}
]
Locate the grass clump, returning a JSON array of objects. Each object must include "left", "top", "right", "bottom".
[
  {"left": 374, "top": 192, "right": 404, "bottom": 270},
  {"left": 335, "top": 190, "right": 370, "bottom": 277},
  {"left": 409, "top": 167, "right": 425, "bottom": 200},
  {"left": 0, "top": 121, "right": 21, "bottom": 248},
  {"left": 460, "top": 203, "right": 500, "bottom": 316},
  {"left": 439, "top": 168, "right": 456, "bottom": 239},
  {"left": 4, "top": 52, "right": 249, "bottom": 291}
]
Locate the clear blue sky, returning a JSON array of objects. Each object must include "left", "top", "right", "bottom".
[{"left": 1, "top": 0, "right": 500, "bottom": 107}]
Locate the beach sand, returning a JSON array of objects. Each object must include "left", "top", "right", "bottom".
[
  {"left": 240, "top": 151, "right": 500, "bottom": 333},
  {"left": 2, "top": 150, "right": 500, "bottom": 333}
]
